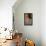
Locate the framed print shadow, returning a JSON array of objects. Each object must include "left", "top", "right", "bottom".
[{"left": 24, "top": 13, "right": 33, "bottom": 26}]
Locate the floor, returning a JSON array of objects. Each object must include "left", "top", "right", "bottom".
[{"left": 0, "top": 39, "right": 16, "bottom": 46}]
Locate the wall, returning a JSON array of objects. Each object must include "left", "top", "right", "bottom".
[
  {"left": 40, "top": 0, "right": 46, "bottom": 46},
  {"left": 0, "top": 0, "right": 16, "bottom": 30},
  {"left": 13, "top": 0, "right": 41, "bottom": 46}
]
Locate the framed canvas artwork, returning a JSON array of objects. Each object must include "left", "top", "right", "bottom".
[{"left": 24, "top": 13, "right": 33, "bottom": 25}]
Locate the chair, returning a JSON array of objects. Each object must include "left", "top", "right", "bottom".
[
  {"left": 15, "top": 33, "right": 23, "bottom": 46},
  {"left": 25, "top": 40, "right": 35, "bottom": 46}
]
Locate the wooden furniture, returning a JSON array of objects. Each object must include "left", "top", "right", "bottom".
[
  {"left": 25, "top": 40, "right": 35, "bottom": 46},
  {"left": 13, "top": 33, "right": 23, "bottom": 46}
]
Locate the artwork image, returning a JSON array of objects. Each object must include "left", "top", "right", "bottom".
[{"left": 24, "top": 13, "right": 33, "bottom": 25}]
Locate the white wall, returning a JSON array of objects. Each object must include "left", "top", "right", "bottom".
[
  {"left": 0, "top": 0, "right": 16, "bottom": 30},
  {"left": 40, "top": 0, "right": 46, "bottom": 46},
  {"left": 13, "top": 0, "right": 41, "bottom": 46}
]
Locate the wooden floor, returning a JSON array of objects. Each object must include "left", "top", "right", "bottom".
[{"left": 0, "top": 39, "right": 16, "bottom": 46}]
